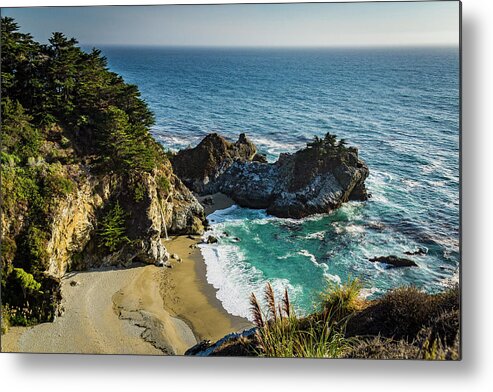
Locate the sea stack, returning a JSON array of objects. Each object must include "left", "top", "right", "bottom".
[{"left": 171, "top": 132, "right": 369, "bottom": 219}]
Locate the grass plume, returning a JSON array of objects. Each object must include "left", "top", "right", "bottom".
[
  {"left": 264, "top": 282, "right": 277, "bottom": 321},
  {"left": 282, "top": 287, "right": 291, "bottom": 318},
  {"left": 249, "top": 292, "right": 264, "bottom": 328},
  {"left": 251, "top": 283, "right": 353, "bottom": 358}
]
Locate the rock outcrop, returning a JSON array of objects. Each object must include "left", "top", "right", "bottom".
[
  {"left": 50, "top": 165, "right": 204, "bottom": 277},
  {"left": 171, "top": 132, "right": 267, "bottom": 193},
  {"left": 369, "top": 256, "right": 418, "bottom": 268},
  {"left": 171, "top": 133, "right": 369, "bottom": 218}
]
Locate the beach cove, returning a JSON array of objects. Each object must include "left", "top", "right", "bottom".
[{"left": 2, "top": 195, "right": 251, "bottom": 355}]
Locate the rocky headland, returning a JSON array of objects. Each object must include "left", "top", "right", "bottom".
[{"left": 171, "top": 132, "right": 369, "bottom": 219}]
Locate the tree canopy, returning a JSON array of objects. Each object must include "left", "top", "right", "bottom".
[{"left": 1, "top": 16, "right": 163, "bottom": 173}]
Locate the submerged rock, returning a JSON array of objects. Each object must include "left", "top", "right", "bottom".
[
  {"left": 369, "top": 256, "right": 418, "bottom": 268},
  {"left": 171, "top": 132, "right": 369, "bottom": 218},
  {"left": 404, "top": 248, "right": 428, "bottom": 256},
  {"left": 206, "top": 235, "right": 218, "bottom": 244}
]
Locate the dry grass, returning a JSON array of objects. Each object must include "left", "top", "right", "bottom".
[
  {"left": 250, "top": 283, "right": 353, "bottom": 358},
  {"left": 345, "top": 285, "right": 459, "bottom": 342},
  {"left": 320, "top": 278, "right": 366, "bottom": 322},
  {"left": 247, "top": 281, "right": 459, "bottom": 360}
]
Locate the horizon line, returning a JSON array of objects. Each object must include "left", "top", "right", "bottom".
[{"left": 79, "top": 43, "right": 459, "bottom": 49}]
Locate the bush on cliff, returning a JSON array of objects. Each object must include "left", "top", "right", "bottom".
[{"left": 97, "top": 201, "right": 130, "bottom": 252}]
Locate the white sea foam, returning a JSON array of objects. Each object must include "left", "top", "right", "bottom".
[
  {"left": 345, "top": 224, "right": 365, "bottom": 235},
  {"left": 304, "top": 231, "right": 325, "bottom": 240},
  {"left": 402, "top": 179, "right": 421, "bottom": 189},
  {"left": 439, "top": 269, "right": 459, "bottom": 288},
  {"left": 297, "top": 249, "right": 317, "bottom": 265},
  {"left": 360, "top": 287, "right": 384, "bottom": 299},
  {"left": 153, "top": 132, "right": 201, "bottom": 151},
  {"left": 421, "top": 158, "right": 446, "bottom": 175},
  {"left": 323, "top": 272, "right": 341, "bottom": 284},
  {"left": 206, "top": 204, "right": 242, "bottom": 222},
  {"left": 199, "top": 231, "right": 303, "bottom": 321},
  {"left": 252, "top": 136, "right": 299, "bottom": 160},
  {"left": 366, "top": 170, "right": 393, "bottom": 204},
  {"left": 428, "top": 180, "right": 446, "bottom": 187}
]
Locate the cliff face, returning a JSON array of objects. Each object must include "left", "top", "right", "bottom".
[
  {"left": 171, "top": 133, "right": 369, "bottom": 218},
  {"left": 41, "top": 162, "right": 204, "bottom": 278},
  {"left": 1, "top": 131, "right": 205, "bottom": 333}
]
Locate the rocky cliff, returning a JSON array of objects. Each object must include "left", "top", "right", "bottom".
[
  {"left": 1, "top": 126, "right": 205, "bottom": 324},
  {"left": 46, "top": 164, "right": 204, "bottom": 277},
  {"left": 171, "top": 133, "right": 267, "bottom": 193},
  {"left": 3, "top": 152, "right": 205, "bottom": 280},
  {"left": 171, "top": 133, "right": 369, "bottom": 218}
]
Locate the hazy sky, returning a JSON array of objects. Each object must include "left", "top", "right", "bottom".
[{"left": 2, "top": 2, "right": 460, "bottom": 47}]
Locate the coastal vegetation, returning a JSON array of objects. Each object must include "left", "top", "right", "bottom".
[
  {"left": 97, "top": 201, "right": 130, "bottom": 252},
  {"left": 190, "top": 281, "right": 459, "bottom": 360},
  {"left": 1, "top": 17, "right": 204, "bottom": 330}
]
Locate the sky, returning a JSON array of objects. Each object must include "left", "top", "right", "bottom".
[{"left": 2, "top": 2, "right": 460, "bottom": 48}]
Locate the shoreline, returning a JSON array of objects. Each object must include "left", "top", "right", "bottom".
[
  {"left": 1, "top": 192, "right": 251, "bottom": 355},
  {"left": 162, "top": 235, "right": 252, "bottom": 343}
]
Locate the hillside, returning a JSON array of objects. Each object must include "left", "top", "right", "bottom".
[{"left": 1, "top": 17, "right": 204, "bottom": 330}]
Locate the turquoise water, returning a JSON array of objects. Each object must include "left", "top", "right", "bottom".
[{"left": 98, "top": 47, "right": 460, "bottom": 320}]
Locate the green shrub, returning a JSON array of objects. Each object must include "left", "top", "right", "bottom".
[
  {"left": 13, "top": 267, "right": 42, "bottom": 295},
  {"left": 22, "top": 226, "right": 49, "bottom": 273},
  {"left": 98, "top": 201, "right": 130, "bottom": 252},
  {"left": 133, "top": 181, "right": 146, "bottom": 203},
  {"left": 156, "top": 174, "right": 171, "bottom": 194},
  {"left": 44, "top": 163, "right": 75, "bottom": 197},
  {"left": 320, "top": 278, "right": 364, "bottom": 322}
]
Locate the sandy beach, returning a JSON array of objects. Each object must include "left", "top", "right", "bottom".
[{"left": 1, "top": 193, "right": 252, "bottom": 355}]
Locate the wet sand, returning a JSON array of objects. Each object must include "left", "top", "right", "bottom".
[{"left": 162, "top": 235, "right": 251, "bottom": 342}]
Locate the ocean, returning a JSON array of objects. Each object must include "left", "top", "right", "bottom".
[{"left": 97, "top": 46, "right": 460, "bottom": 320}]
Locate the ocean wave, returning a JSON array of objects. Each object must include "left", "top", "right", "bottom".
[
  {"left": 251, "top": 136, "right": 299, "bottom": 160},
  {"left": 427, "top": 180, "right": 446, "bottom": 187},
  {"left": 368, "top": 170, "right": 393, "bottom": 185},
  {"left": 421, "top": 159, "right": 445, "bottom": 175},
  {"left": 323, "top": 272, "right": 342, "bottom": 285},
  {"left": 304, "top": 231, "right": 326, "bottom": 240},
  {"left": 438, "top": 268, "right": 459, "bottom": 288},
  {"left": 199, "top": 242, "right": 303, "bottom": 321},
  {"left": 153, "top": 132, "right": 200, "bottom": 151},
  {"left": 345, "top": 224, "right": 365, "bottom": 235},
  {"left": 297, "top": 250, "right": 328, "bottom": 271},
  {"left": 402, "top": 179, "right": 422, "bottom": 189}
]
